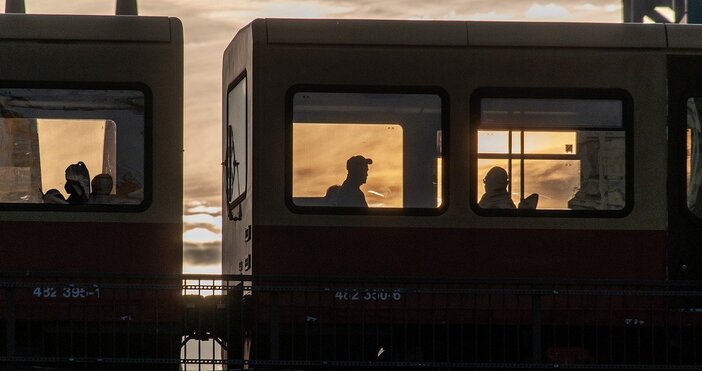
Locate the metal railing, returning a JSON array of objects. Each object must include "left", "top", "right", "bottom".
[{"left": 2, "top": 273, "right": 702, "bottom": 369}]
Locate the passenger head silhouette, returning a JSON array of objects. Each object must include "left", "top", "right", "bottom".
[
  {"left": 484, "top": 166, "right": 509, "bottom": 192},
  {"left": 91, "top": 173, "right": 113, "bottom": 196},
  {"left": 64, "top": 161, "right": 90, "bottom": 204},
  {"left": 346, "top": 155, "right": 373, "bottom": 185}
]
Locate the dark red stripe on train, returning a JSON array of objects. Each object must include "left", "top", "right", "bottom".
[
  {"left": 1, "top": 221, "right": 182, "bottom": 274},
  {"left": 255, "top": 226, "right": 666, "bottom": 280}
]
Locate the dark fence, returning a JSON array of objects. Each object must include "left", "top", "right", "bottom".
[{"left": 2, "top": 273, "right": 702, "bottom": 369}]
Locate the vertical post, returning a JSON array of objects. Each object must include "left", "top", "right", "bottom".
[
  {"left": 4, "top": 0, "right": 25, "bottom": 13},
  {"left": 115, "top": 0, "right": 138, "bottom": 15},
  {"left": 531, "top": 295, "right": 542, "bottom": 364},
  {"left": 623, "top": 0, "right": 634, "bottom": 22}
]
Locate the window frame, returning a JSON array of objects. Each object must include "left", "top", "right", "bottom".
[
  {"left": 470, "top": 87, "right": 634, "bottom": 218},
  {"left": 225, "top": 72, "right": 248, "bottom": 220},
  {"left": 0, "top": 81, "right": 153, "bottom": 212},
  {"left": 685, "top": 95, "right": 702, "bottom": 223},
  {"left": 285, "top": 84, "right": 450, "bottom": 216}
]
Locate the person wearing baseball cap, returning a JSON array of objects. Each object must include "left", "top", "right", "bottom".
[{"left": 334, "top": 155, "right": 372, "bottom": 207}]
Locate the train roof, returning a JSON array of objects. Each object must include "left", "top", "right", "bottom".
[
  {"left": 0, "top": 14, "right": 179, "bottom": 43},
  {"left": 238, "top": 18, "right": 702, "bottom": 50}
]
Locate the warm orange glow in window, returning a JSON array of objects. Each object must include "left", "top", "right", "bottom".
[
  {"left": 292, "top": 123, "right": 403, "bottom": 207},
  {"left": 512, "top": 131, "right": 521, "bottom": 153},
  {"left": 477, "top": 96, "right": 626, "bottom": 212},
  {"left": 524, "top": 132, "right": 577, "bottom": 154},
  {"left": 477, "top": 131, "right": 509, "bottom": 153},
  {"left": 477, "top": 130, "right": 617, "bottom": 210},
  {"left": 38, "top": 119, "right": 115, "bottom": 198},
  {"left": 688, "top": 128, "right": 693, "bottom": 189},
  {"left": 523, "top": 160, "right": 580, "bottom": 209}
]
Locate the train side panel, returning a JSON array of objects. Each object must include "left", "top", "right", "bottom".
[
  {"left": 0, "top": 15, "right": 183, "bottom": 274},
  {"left": 227, "top": 20, "right": 669, "bottom": 280}
]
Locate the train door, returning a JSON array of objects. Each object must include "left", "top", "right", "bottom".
[{"left": 668, "top": 55, "right": 702, "bottom": 280}]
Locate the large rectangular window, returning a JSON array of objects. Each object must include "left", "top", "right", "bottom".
[
  {"left": 290, "top": 90, "right": 445, "bottom": 212},
  {"left": 473, "top": 91, "right": 630, "bottom": 214},
  {"left": 0, "top": 88, "right": 146, "bottom": 208}
]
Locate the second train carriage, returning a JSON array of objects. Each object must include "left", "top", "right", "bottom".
[
  {"left": 223, "top": 19, "right": 702, "bottom": 281},
  {"left": 221, "top": 19, "right": 702, "bottom": 365}
]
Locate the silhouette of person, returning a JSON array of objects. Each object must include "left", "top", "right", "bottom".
[
  {"left": 479, "top": 166, "right": 538, "bottom": 209},
  {"left": 328, "top": 155, "right": 373, "bottom": 207},
  {"left": 89, "top": 173, "right": 113, "bottom": 204},
  {"left": 42, "top": 188, "right": 68, "bottom": 204},
  {"left": 64, "top": 161, "right": 90, "bottom": 205},
  {"left": 479, "top": 166, "right": 516, "bottom": 209}
]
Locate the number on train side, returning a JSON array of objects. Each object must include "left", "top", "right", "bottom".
[{"left": 33, "top": 287, "right": 57, "bottom": 298}]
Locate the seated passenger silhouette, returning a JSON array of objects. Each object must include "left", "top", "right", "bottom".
[
  {"left": 479, "top": 167, "right": 516, "bottom": 209},
  {"left": 42, "top": 188, "right": 68, "bottom": 204},
  {"left": 89, "top": 173, "right": 113, "bottom": 204},
  {"left": 325, "top": 155, "right": 373, "bottom": 207},
  {"left": 479, "top": 166, "right": 539, "bottom": 209},
  {"left": 64, "top": 161, "right": 91, "bottom": 205}
]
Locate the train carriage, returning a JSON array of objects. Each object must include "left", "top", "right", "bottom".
[
  {"left": 222, "top": 19, "right": 702, "bottom": 366},
  {"left": 223, "top": 19, "right": 702, "bottom": 282},
  {"left": 0, "top": 14, "right": 183, "bottom": 367},
  {"left": 0, "top": 14, "right": 183, "bottom": 275}
]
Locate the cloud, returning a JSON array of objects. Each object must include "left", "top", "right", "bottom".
[
  {"left": 184, "top": 213, "right": 222, "bottom": 229},
  {"left": 526, "top": 3, "right": 569, "bottom": 18},
  {"left": 186, "top": 202, "right": 222, "bottom": 216},
  {"left": 184, "top": 241, "right": 221, "bottom": 266},
  {"left": 605, "top": 4, "right": 621, "bottom": 13},
  {"left": 183, "top": 264, "right": 222, "bottom": 274},
  {"left": 203, "top": 1, "right": 354, "bottom": 21},
  {"left": 575, "top": 4, "right": 600, "bottom": 12},
  {"left": 21, "top": 0, "right": 113, "bottom": 15},
  {"left": 184, "top": 227, "right": 221, "bottom": 244},
  {"left": 468, "top": 11, "right": 515, "bottom": 20}
]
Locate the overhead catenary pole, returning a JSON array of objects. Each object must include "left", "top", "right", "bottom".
[
  {"left": 5, "top": 0, "right": 25, "bottom": 13},
  {"left": 116, "top": 0, "right": 138, "bottom": 16}
]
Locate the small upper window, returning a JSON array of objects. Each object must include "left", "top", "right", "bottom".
[
  {"left": 0, "top": 88, "right": 146, "bottom": 208},
  {"left": 688, "top": 98, "right": 702, "bottom": 219},
  {"left": 226, "top": 75, "right": 247, "bottom": 217},
  {"left": 290, "top": 90, "right": 445, "bottom": 211},
  {"left": 473, "top": 91, "right": 629, "bottom": 214}
]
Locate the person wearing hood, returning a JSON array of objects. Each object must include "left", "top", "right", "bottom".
[
  {"left": 479, "top": 166, "right": 538, "bottom": 209},
  {"left": 479, "top": 166, "right": 516, "bottom": 209}
]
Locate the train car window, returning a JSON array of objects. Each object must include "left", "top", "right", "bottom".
[
  {"left": 474, "top": 94, "right": 628, "bottom": 213},
  {"left": 226, "top": 75, "right": 247, "bottom": 213},
  {"left": 0, "top": 88, "right": 146, "bottom": 207},
  {"left": 688, "top": 98, "right": 702, "bottom": 218},
  {"left": 290, "top": 91, "right": 444, "bottom": 210}
]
